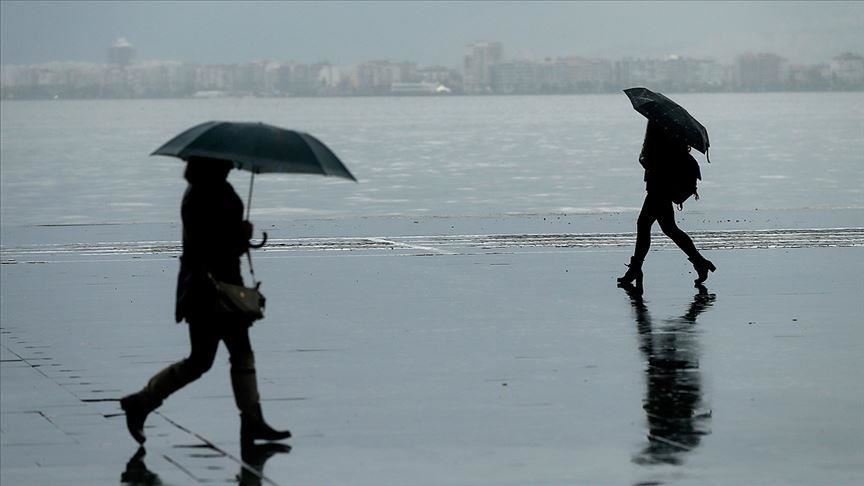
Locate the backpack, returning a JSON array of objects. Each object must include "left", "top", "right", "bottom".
[{"left": 668, "top": 152, "right": 702, "bottom": 208}]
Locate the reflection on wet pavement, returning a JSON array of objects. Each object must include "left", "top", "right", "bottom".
[
  {"left": 622, "top": 284, "right": 715, "bottom": 466},
  {"left": 121, "top": 447, "right": 162, "bottom": 485},
  {"left": 2, "top": 218, "right": 863, "bottom": 484},
  {"left": 120, "top": 442, "right": 291, "bottom": 486},
  {"left": 238, "top": 443, "right": 292, "bottom": 486}
]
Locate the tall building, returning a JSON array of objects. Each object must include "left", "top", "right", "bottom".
[
  {"left": 735, "top": 53, "right": 787, "bottom": 91},
  {"left": 108, "top": 38, "right": 135, "bottom": 66},
  {"left": 463, "top": 41, "right": 503, "bottom": 93}
]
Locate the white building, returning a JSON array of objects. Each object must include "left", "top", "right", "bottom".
[
  {"left": 108, "top": 38, "right": 135, "bottom": 66},
  {"left": 830, "top": 53, "right": 864, "bottom": 87},
  {"left": 463, "top": 41, "right": 503, "bottom": 93}
]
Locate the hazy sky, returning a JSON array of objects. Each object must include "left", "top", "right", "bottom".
[{"left": 1, "top": 1, "right": 862, "bottom": 66}]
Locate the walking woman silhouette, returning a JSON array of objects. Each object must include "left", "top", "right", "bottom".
[
  {"left": 120, "top": 157, "right": 291, "bottom": 447},
  {"left": 618, "top": 122, "right": 716, "bottom": 288}
]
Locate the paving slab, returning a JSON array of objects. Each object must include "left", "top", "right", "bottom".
[{"left": 2, "top": 214, "right": 863, "bottom": 485}]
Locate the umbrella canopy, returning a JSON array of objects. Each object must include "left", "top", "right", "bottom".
[
  {"left": 151, "top": 121, "right": 357, "bottom": 181},
  {"left": 624, "top": 87, "right": 710, "bottom": 156}
]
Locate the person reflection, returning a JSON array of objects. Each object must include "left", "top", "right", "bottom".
[
  {"left": 121, "top": 447, "right": 162, "bottom": 485},
  {"left": 620, "top": 283, "right": 715, "bottom": 465},
  {"left": 237, "top": 443, "right": 292, "bottom": 486}
]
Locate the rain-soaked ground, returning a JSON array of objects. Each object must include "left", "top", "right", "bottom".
[{"left": 2, "top": 211, "right": 863, "bottom": 485}]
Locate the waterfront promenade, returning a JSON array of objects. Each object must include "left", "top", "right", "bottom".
[{"left": 2, "top": 211, "right": 863, "bottom": 485}]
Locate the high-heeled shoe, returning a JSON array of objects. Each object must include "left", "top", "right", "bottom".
[
  {"left": 617, "top": 257, "right": 643, "bottom": 287},
  {"left": 689, "top": 256, "right": 716, "bottom": 285}
]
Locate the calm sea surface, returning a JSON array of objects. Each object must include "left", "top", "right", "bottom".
[{"left": 1, "top": 93, "right": 862, "bottom": 226}]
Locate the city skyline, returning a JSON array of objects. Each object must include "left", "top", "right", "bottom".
[
  {"left": 2, "top": 1, "right": 862, "bottom": 68},
  {"left": 3, "top": 40, "right": 861, "bottom": 100}
]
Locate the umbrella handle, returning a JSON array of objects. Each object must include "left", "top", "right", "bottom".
[{"left": 249, "top": 231, "right": 268, "bottom": 249}]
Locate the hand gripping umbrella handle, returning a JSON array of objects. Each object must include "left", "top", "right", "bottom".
[{"left": 249, "top": 231, "right": 268, "bottom": 249}]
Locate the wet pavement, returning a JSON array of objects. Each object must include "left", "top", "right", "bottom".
[{"left": 2, "top": 211, "right": 863, "bottom": 485}]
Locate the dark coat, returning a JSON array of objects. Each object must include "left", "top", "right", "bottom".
[
  {"left": 175, "top": 179, "right": 249, "bottom": 323},
  {"left": 639, "top": 122, "right": 691, "bottom": 197}
]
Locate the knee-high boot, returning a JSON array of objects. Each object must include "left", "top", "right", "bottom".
[
  {"left": 120, "top": 357, "right": 209, "bottom": 444},
  {"left": 232, "top": 368, "right": 292, "bottom": 446},
  {"left": 120, "top": 362, "right": 187, "bottom": 444}
]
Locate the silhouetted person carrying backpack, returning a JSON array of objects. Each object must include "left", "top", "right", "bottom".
[
  {"left": 120, "top": 157, "right": 291, "bottom": 447},
  {"left": 618, "top": 122, "right": 716, "bottom": 288}
]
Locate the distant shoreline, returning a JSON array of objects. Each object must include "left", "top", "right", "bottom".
[{"left": 3, "top": 89, "right": 863, "bottom": 102}]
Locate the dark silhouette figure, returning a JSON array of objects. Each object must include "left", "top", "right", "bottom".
[
  {"left": 620, "top": 283, "right": 714, "bottom": 465},
  {"left": 618, "top": 122, "right": 716, "bottom": 288},
  {"left": 121, "top": 447, "right": 162, "bottom": 485},
  {"left": 120, "top": 157, "right": 290, "bottom": 447},
  {"left": 238, "top": 442, "right": 292, "bottom": 486}
]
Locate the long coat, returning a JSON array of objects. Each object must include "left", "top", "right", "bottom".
[{"left": 175, "top": 180, "right": 249, "bottom": 323}]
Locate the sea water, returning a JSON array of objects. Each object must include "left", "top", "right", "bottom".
[{"left": 1, "top": 93, "right": 862, "bottom": 227}]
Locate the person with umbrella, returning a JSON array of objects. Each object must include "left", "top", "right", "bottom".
[
  {"left": 119, "top": 156, "right": 292, "bottom": 446},
  {"left": 618, "top": 88, "right": 716, "bottom": 288},
  {"left": 120, "top": 121, "right": 355, "bottom": 446}
]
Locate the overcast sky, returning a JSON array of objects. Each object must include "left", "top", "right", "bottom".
[{"left": 2, "top": 1, "right": 862, "bottom": 66}]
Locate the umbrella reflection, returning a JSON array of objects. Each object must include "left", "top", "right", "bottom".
[{"left": 621, "top": 284, "right": 715, "bottom": 465}]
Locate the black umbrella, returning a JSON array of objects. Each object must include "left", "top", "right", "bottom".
[
  {"left": 152, "top": 121, "right": 357, "bottom": 219},
  {"left": 624, "top": 87, "right": 710, "bottom": 160}
]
